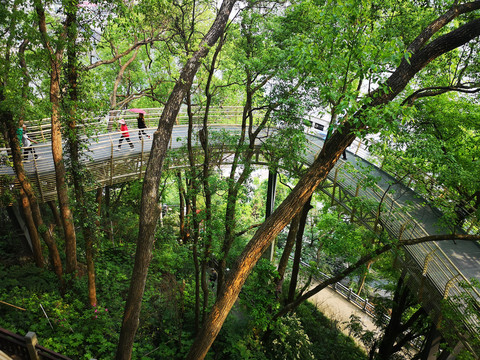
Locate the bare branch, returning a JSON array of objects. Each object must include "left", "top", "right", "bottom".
[
  {"left": 84, "top": 37, "right": 159, "bottom": 71},
  {"left": 235, "top": 223, "right": 263, "bottom": 237}
]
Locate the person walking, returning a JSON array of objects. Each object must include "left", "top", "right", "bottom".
[
  {"left": 22, "top": 124, "right": 39, "bottom": 160},
  {"left": 137, "top": 113, "right": 150, "bottom": 140},
  {"left": 117, "top": 119, "right": 134, "bottom": 150}
]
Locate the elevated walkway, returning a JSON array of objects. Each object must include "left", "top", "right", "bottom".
[{"left": 1, "top": 108, "right": 479, "bottom": 355}]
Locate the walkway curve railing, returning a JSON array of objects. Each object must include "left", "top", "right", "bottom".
[
  {"left": 18, "top": 106, "right": 246, "bottom": 143},
  {"left": 302, "top": 135, "right": 480, "bottom": 342},
  {"left": 0, "top": 327, "right": 71, "bottom": 360},
  {"left": 1, "top": 108, "right": 479, "bottom": 348}
]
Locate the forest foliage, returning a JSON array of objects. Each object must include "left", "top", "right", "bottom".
[{"left": 1, "top": 0, "right": 480, "bottom": 359}]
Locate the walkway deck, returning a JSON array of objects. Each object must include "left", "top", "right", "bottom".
[{"left": 1, "top": 111, "right": 479, "bottom": 350}]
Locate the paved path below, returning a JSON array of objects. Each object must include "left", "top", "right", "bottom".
[{"left": 308, "top": 286, "right": 377, "bottom": 349}]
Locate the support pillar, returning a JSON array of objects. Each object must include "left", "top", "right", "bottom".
[
  {"left": 421, "top": 323, "right": 442, "bottom": 360},
  {"left": 263, "top": 170, "right": 277, "bottom": 262}
]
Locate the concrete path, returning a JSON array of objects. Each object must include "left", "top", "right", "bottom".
[{"left": 308, "top": 286, "right": 377, "bottom": 350}]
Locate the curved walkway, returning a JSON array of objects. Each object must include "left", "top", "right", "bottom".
[{"left": 1, "top": 115, "right": 479, "bottom": 332}]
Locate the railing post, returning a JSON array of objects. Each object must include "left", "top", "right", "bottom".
[
  {"left": 443, "top": 275, "right": 459, "bottom": 299},
  {"left": 350, "top": 182, "right": 361, "bottom": 222},
  {"left": 355, "top": 140, "right": 362, "bottom": 155},
  {"left": 331, "top": 167, "right": 339, "bottom": 206},
  {"left": 139, "top": 138, "right": 144, "bottom": 179},
  {"left": 33, "top": 157, "right": 45, "bottom": 203},
  {"left": 110, "top": 135, "right": 114, "bottom": 186},
  {"left": 25, "top": 332, "right": 40, "bottom": 360},
  {"left": 363, "top": 298, "right": 369, "bottom": 312},
  {"left": 398, "top": 220, "right": 409, "bottom": 240},
  {"left": 40, "top": 125, "right": 46, "bottom": 142},
  {"left": 422, "top": 249, "right": 437, "bottom": 276}
]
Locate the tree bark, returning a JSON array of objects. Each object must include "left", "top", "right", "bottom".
[
  {"left": 35, "top": 0, "right": 78, "bottom": 275},
  {"left": 19, "top": 188, "right": 44, "bottom": 267},
  {"left": 6, "top": 122, "right": 64, "bottom": 279},
  {"left": 185, "top": 13, "right": 480, "bottom": 359},
  {"left": 276, "top": 212, "right": 301, "bottom": 291},
  {"left": 375, "top": 271, "right": 420, "bottom": 360},
  {"left": 287, "top": 197, "right": 312, "bottom": 303},
  {"left": 0, "top": 3, "right": 44, "bottom": 269},
  {"left": 65, "top": 2, "right": 97, "bottom": 305},
  {"left": 115, "top": 1, "right": 237, "bottom": 358}
]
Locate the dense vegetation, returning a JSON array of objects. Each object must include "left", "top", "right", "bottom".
[
  {"left": 0, "top": 179, "right": 369, "bottom": 359},
  {"left": 1, "top": 0, "right": 479, "bottom": 359}
]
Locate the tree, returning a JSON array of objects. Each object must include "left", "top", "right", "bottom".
[
  {"left": 186, "top": 3, "right": 480, "bottom": 358},
  {"left": 375, "top": 95, "right": 480, "bottom": 231},
  {"left": 34, "top": 0, "right": 78, "bottom": 275},
  {"left": 116, "top": 0, "right": 238, "bottom": 357},
  {"left": 0, "top": 0, "right": 64, "bottom": 281}
]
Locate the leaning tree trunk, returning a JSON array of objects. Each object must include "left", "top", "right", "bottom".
[
  {"left": 185, "top": 11, "right": 480, "bottom": 359},
  {"left": 5, "top": 121, "right": 63, "bottom": 280},
  {"left": 4, "top": 120, "right": 44, "bottom": 268},
  {"left": 115, "top": 1, "right": 237, "bottom": 358}
]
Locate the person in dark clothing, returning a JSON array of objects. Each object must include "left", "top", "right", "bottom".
[{"left": 137, "top": 113, "right": 150, "bottom": 140}]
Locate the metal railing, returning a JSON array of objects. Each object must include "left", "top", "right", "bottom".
[
  {"left": 0, "top": 328, "right": 71, "bottom": 360},
  {"left": 1, "top": 108, "right": 479, "bottom": 348},
  {"left": 21, "top": 106, "right": 245, "bottom": 143}
]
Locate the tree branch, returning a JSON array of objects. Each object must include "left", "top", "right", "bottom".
[
  {"left": 84, "top": 38, "right": 159, "bottom": 71},
  {"left": 402, "top": 85, "right": 480, "bottom": 105},
  {"left": 273, "top": 233, "right": 480, "bottom": 320}
]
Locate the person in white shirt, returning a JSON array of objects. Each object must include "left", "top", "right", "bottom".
[{"left": 22, "top": 124, "right": 39, "bottom": 161}]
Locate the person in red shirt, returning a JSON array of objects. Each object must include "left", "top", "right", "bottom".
[{"left": 117, "top": 119, "right": 134, "bottom": 150}]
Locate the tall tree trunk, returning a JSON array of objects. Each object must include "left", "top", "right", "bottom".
[
  {"left": 193, "top": 223, "right": 201, "bottom": 333},
  {"left": 105, "top": 186, "right": 114, "bottom": 244},
  {"left": 217, "top": 70, "right": 256, "bottom": 294},
  {"left": 177, "top": 172, "right": 187, "bottom": 242},
  {"left": 5, "top": 121, "right": 63, "bottom": 280},
  {"left": 65, "top": 2, "right": 97, "bottom": 305},
  {"left": 275, "top": 212, "right": 301, "bottom": 295},
  {"left": 376, "top": 271, "right": 410, "bottom": 359},
  {"left": 35, "top": 0, "right": 78, "bottom": 275},
  {"left": 0, "top": 7, "right": 44, "bottom": 268},
  {"left": 186, "top": 12, "right": 480, "bottom": 359},
  {"left": 4, "top": 113, "right": 61, "bottom": 273},
  {"left": 199, "top": 36, "right": 223, "bottom": 319},
  {"left": 19, "top": 188, "right": 44, "bottom": 267},
  {"left": 287, "top": 198, "right": 312, "bottom": 303},
  {"left": 95, "top": 188, "right": 103, "bottom": 227},
  {"left": 115, "top": 2, "right": 237, "bottom": 357}
]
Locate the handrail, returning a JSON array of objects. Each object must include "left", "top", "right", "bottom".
[
  {"left": 302, "top": 135, "right": 480, "bottom": 335},
  {"left": 0, "top": 328, "right": 71, "bottom": 360},
  {"left": 1, "top": 108, "right": 479, "bottom": 343}
]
